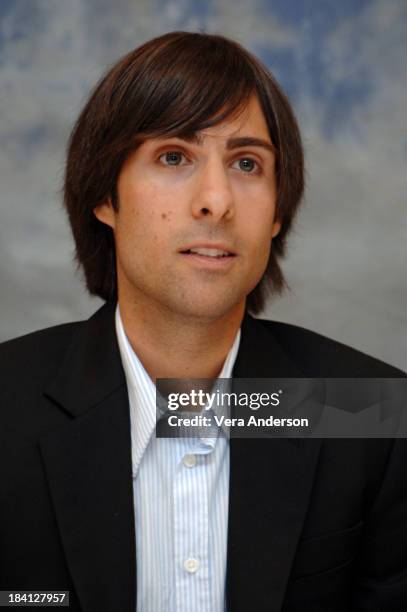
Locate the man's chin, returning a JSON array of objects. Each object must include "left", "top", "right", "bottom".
[{"left": 169, "top": 295, "right": 246, "bottom": 324}]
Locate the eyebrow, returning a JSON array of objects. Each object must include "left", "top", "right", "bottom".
[
  {"left": 226, "top": 137, "right": 276, "bottom": 155},
  {"left": 171, "top": 133, "right": 277, "bottom": 156}
]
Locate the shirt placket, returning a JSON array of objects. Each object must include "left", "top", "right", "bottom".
[{"left": 173, "top": 441, "right": 212, "bottom": 612}]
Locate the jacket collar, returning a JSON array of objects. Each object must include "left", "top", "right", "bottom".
[
  {"left": 44, "top": 301, "right": 125, "bottom": 417},
  {"left": 44, "top": 303, "right": 303, "bottom": 415},
  {"left": 234, "top": 311, "right": 304, "bottom": 378}
]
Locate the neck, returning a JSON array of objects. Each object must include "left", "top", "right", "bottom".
[{"left": 118, "top": 296, "right": 244, "bottom": 383}]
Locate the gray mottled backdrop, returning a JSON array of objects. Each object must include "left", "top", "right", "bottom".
[{"left": 1, "top": 0, "right": 406, "bottom": 369}]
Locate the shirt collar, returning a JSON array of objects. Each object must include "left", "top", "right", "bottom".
[{"left": 115, "top": 304, "right": 241, "bottom": 476}]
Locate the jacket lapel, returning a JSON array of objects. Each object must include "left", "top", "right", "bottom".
[
  {"left": 40, "top": 302, "right": 136, "bottom": 612},
  {"left": 227, "top": 314, "right": 322, "bottom": 612}
]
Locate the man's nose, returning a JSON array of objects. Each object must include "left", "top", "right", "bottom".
[{"left": 191, "top": 158, "right": 234, "bottom": 222}]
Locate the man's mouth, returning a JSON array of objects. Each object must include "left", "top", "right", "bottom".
[{"left": 181, "top": 247, "right": 235, "bottom": 258}]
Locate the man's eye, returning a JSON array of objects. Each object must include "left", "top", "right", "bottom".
[
  {"left": 232, "top": 157, "right": 259, "bottom": 173},
  {"left": 159, "top": 151, "right": 186, "bottom": 166}
]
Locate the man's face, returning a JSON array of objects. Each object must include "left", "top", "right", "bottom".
[{"left": 94, "top": 94, "right": 281, "bottom": 321}]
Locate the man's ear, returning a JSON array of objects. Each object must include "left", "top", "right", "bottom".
[
  {"left": 271, "top": 219, "right": 282, "bottom": 239},
  {"left": 93, "top": 199, "right": 116, "bottom": 230}
]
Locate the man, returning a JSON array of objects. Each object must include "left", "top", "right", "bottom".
[{"left": 0, "top": 31, "right": 406, "bottom": 612}]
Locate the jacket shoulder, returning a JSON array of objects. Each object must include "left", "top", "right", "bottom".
[
  {"left": 256, "top": 318, "right": 406, "bottom": 377},
  {"left": 0, "top": 321, "right": 83, "bottom": 388}
]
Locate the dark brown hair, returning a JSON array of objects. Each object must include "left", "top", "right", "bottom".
[{"left": 64, "top": 31, "right": 304, "bottom": 314}]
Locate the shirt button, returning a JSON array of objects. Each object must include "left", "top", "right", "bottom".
[
  {"left": 184, "top": 557, "right": 200, "bottom": 573},
  {"left": 183, "top": 454, "right": 197, "bottom": 468}
]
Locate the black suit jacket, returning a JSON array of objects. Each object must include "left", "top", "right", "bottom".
[{"left": 1, "top": 302, "right": 406, "bottom": 611}]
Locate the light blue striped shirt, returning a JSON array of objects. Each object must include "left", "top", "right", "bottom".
[{"left": 115, "top": 306, "right": 240, "bottom": 612}]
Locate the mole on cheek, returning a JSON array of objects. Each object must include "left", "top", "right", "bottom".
[
  {"left": 161, "top": 213, "right": 167, "bottom": 220},
  {"left": 161, "top": 211, "right": 172, "bottom": 221}
]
